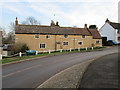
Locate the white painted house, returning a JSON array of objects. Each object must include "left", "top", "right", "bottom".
[{"left": 100, "top": 19, "right": 120, "bottom": 43}]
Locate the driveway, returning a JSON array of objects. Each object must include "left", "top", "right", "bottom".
[{"left": 2, "top": 46, "right": 118, "bottom": 88}]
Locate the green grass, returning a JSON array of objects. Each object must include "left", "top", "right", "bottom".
[{"left": 2, "top": 46, "right": 106, "bottom": 64}]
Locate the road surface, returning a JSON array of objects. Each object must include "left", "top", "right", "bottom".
[
  {"left": 2, "top": 46, "right": 118, "bottom": 88},
  {"left": 79, "top": 53, "right": 119, "bottom": 88}
]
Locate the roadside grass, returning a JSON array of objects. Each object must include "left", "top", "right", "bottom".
[{"left": 2, "top": 46, "right": 106, "bottom": 64}]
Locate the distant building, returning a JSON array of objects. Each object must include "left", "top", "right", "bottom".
[
  {"left": 100, "top": 18, "right": 120, "bottom": 43},
  {"left": 15, "top": 18, "right": 102, "bottom": 52},
  {"left": 2, "top": 44, "right": 13, "bottom": 56},
  {"left": 0, "top": 31, "right": 3, "bottom": 55}
]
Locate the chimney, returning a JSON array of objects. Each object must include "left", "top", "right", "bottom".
[
  {"left": 105, "top": 18, "right": 110, "bottom": 23},
  {"left": 84, "top": 24, "right": 87, "bottom": 28},
  {"left": 56, "top": 21, "right": 59, "bottom": 26},
  {"left": 15, "top": 17, "right": 18, "bottom": 25},
  {"left": 50, "top": 20, "right": 55, "bottom": 26}
]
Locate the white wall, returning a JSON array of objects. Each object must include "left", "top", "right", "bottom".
[
  {"left": 115, "top": 29, "right": 120, "bottom": 43},
  {"left": 100, "top": 23, "right": 116, "bottom": 41}
]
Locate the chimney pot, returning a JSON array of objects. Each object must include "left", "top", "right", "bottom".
[
  {"left": 15, "top": 17, "right": 18, "bottom": 25},
  {"left": 84, "top": 24, "right": 87, "bottom": 28}
]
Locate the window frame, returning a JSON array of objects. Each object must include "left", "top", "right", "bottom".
[
  {"left": 64, "top": 34, "right": 68, "bottom": 38},
  {"left": 118, "top": 37, "right": 120, "bottom": 41},
  {"left": 35, "top": 34, "right": 39, "bottom": 39},
  {"left": 82, "top": 35, "right": 86, "bottom": 39},
  {"left": 46, "top": 35, "right": 50, "bottom": 39},
  {"left": 96, "top": 40, "right": 100, "bottom": 44},
  {"left": 78, "top": 41, "right": 83, "bottom": 46},
  {"left": 63, "top": 41, "right": 69, "bottom": 46},
  {"left": 40, "top": 43, "right": 46, "bottom": 49}
]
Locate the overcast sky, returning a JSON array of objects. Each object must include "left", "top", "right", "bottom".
[{"left": 0, "top": 0, "right": 119, "bottom": 33}]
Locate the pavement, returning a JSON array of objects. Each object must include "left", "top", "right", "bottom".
[
  {"left": 37, "top": 59, "right": 95, "bottom": 88},
  {"left": 79, "top": 53, "right": 119, "bottom": 88},
  {"left": 2, "top": 46, "right": 118, "bottom": 88},
  {"left": 37, "top": 53, "right": 119, "bottom": 89}
]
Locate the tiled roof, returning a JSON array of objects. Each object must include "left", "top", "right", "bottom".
[
  {"left": 88, "top": 29, "right": 102, "bottom": 39},
  {"left": 109, "top": 22, "right": 120, "bottom": 29},
  {"left": 15, "top": 25, "right": 92, "bottom": 36}
]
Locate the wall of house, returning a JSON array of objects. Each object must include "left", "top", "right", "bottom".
[
  {"left": 0, "top": 47, "right": 2, "bottom": 54},
  {"left": 115, "top": 29, "right": 120, "bottom": 43},
  {"left": 92, "top": 39, "right": 102, "bottom": 47},
  {"left": 100, "top": 23, "right": 116, "bottom": 42},
  {"left": 16, "top": 34, "right": 100, "bottom": 52},
  {"left": 16, "top": 34, "right": 56, "bottom": 52},
  {"left": 55, "top": 35, "right": 93, "bottom": 50}
]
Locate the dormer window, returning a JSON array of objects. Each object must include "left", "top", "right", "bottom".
[
  {"left": 64, "top": 35, "right": 68, "bottom": 38},
  {"left": 35, "top": 34, "right": 39, "bottom": 39}
]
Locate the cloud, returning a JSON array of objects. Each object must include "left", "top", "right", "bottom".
[{"left": 1, "top": 0, "right": 119, "bottom": 33}]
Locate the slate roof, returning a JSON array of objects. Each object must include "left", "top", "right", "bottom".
[
  {"left": 88, "top": 29, "right": 102, "bottom": 39},
  {"left": 15, "top": 24, "right": 102, "bottom": 39},
  {"left": 109, "top": 22, "right": 120, "bottom": 29},
  {"left": 15, "top": 25, "right": 92, "bottom": 36}
]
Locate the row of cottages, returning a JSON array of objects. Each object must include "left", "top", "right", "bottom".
[
  {"left": 15, "top": 18, "right": 102, "bottom": 52},
  {"left": 100, "top": 19, "right": 120, "bottom": 43},
  {"left": 0, "top": 31, "right": 2, "bottom": 55}
]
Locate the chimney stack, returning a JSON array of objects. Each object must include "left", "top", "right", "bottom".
[
  {"left": 15, "top": 17, "right": 18, "bottom": 25},
  {"left": 105, "top": 18, "right": 110, "bottom": 23},
  {"left": 56, "top": 21, "right": 59, "bottom": 26},
  {"left": 50, "top": 20, "right": 55, "bottom": 26},
  {"left": 84, "top": 24, "right": 87, "bottom": 28}
]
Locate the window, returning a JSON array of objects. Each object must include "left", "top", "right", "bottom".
[
  {"left": 117, "top": 30, "right": 120, "bottom": 34},
  {"left": 35, "top": 34, "right": 39, "bottom": 39},
  {"left": 78, "top": 41, "right": 83, "bottom": 45},
  {"left": 40, "top": 44, "right": 46, "bottom": 48},
  {"left": 82, "top": 35, "right": 86, "bottom": 38},
  {"left": 64, "top": 35, "right": 68, "bottom": 38},
  {"left": 118, "top": 37, "right": 120, "bottom": 41},
  {"left": 46, "top": 35, "right": 50, "bottom": 39},
  {"left": 63, "top": 42, "right": 68, "bottom": 45},
  {"left": 96, "top": 40, "right": 100, "bottom": 44}
]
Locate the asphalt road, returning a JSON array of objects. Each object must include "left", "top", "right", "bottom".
[
  {"left": 2, "top": 46, "right": 118, "bottom": 88},
  {"left": 79, "top": 53, "right": 119, "bottom": 88}
]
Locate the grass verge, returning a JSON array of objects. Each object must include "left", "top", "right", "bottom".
[{"left": 1, "top": 46, "right": 105, "bottom": 64}]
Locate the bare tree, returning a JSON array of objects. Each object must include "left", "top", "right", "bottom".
[
  {"left": 2, "top": 22, "right": 15, "bottom": 44},
  {"left": 9, "top": 22, "right": 15, "bottom": 33},
  {"left": 0, "top": 26, "right": 6, "bottom": 37},
  {"left": 21, "top": 16, "right": 41, "bottom": 25}
]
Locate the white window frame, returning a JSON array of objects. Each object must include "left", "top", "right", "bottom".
[
  {"left": 63, "top": 41, "right": 69, "bottom": 46},
  {"left": 39, "top": 43, "right": 46, "bottom": 49},
  {"left": 96, "top": 40, "right": 100, "bottom": 44},
  {"left": 82, "top": 35, "right": 86, "bottom": 39}
]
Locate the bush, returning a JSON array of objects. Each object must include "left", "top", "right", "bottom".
[
  {"left": 11, "top": 43, "right": 29, "bottom": 54},
  {"left": 103, "top": 41, "right": 113, "bottom": 46}
]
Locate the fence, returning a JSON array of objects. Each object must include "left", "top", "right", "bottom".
[{"left": 2, "top": 46, "right": 104, "bottom": 59}]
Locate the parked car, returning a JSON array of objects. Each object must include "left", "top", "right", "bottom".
[{"left": 107, "top": 40, "right": 119, "bottom": 45}]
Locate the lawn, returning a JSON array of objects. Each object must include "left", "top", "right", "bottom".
[{"left": 2, "top": 47, "right": 105, "bottom": 64}]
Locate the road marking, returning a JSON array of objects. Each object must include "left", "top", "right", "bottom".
[{"left": 2, "top": 64, "right": 42, "bottom": 78}]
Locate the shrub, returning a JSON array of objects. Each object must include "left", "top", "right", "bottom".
[{"left": 11, "top": 43, "right": 29, "bottom": 54}]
